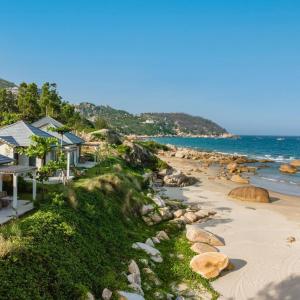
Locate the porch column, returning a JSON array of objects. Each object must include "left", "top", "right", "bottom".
[
  {"left": 0, "top": 174, "right": 2, "bottom": 192},
  {"left": 12, "top": 173, "right": 18, "bottom": 210},
  {"left": 66, "top": 151, "right": 71, "bottom": 179},
  {"left": 32, "top": 170, "right": 37, "bottom": 201},
  {"left": 74, "top": 150, "right": 77, "bottom": 166}
]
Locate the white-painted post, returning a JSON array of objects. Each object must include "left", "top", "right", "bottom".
[
  {"left": 32, "top": 170, "right": 37, "bottom": 201},
  {"left": 0, "top": 174, "right": 3, "bottom": 192},
  {"left": 12, "top": 174, "right": 18, "bottom": 210},
  {"left": 74, "top": 150, "right": 77, "bottom": 166},
  {"left": 67, "top": 151, "right": 71, "bottom": 179}
]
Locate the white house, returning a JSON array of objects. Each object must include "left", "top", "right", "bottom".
[
  {"left": 0, "top": 120, "right": 57, "bottom": 168},
  {"left": 0, "top": 117, "right": 85, "bottom": 180},
  {"left": 31, "top": 116, "right": 85, "bottom": 171}
]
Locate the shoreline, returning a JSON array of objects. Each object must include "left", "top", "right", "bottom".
[{"left": 158, "top": 154, "right": 300, "bottom": 299}]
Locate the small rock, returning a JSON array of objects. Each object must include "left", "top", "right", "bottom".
[
  {"left": 140, "top": 204, "right": 155, "bottom": 216},
  {"left": 132, "top": 242, "right": 161, "bottom": 256},
  {"left": 145, "top": 238, "right": 155, "bottom": 247},
  {"left": 190, "top": 242, "right": 218, "bottom": 254},
  {"left": 86, "top": 292, "right": 95, "bottom": 300},
  {"left": 128, "top": 260, "right": 140, "bottom": 275},
  {"left": 186, "top": 226, "right": 224, "bottom": 246},
  {"left": 156, "top": 230, "right": 170, "bottom": 241},
  {"left": 183, "top": 212, "right": 198, "bottom": 223},
  {"left": 127, "top": 273, "right": 141, "bottom": 286},
  {"left": 153, "top": 291, "right": 164, "bottom": 299},
  {"left": 287, "top": 236, "right": 296, "bottom": 243},
  {"left": 102, "top": 288, "right": 112, "bottom": 300},
  {"left": 173, "top": 209, "right": 186, "bottom": 218},
  {"left": 151, "top": 237, "right": 161, "bottom": 244},
  {"left": 152, "top": 195, "right": 166, "bottom": 207},
  {"left": 118, "top": 290, "right": 145, "bottom": 299},
  {"left": 150, "top": 255, "right": 163, "bottom": 263}
]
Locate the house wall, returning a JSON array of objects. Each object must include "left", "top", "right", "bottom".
[{"left": 18, "top": 154, "right": 29, "bottom": 166}]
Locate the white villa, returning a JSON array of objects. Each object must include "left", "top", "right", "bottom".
[{"left": 0, "top": 117, "right": 85, "bottom": 221}]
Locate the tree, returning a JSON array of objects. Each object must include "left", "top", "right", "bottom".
[
  {"left": 17, "top": 83, "right": 41, "bottom": 121},
  {"left": 18, "top": 136, "right": 66, "bottom": 197},
  {"left": 48, "top": 125, "right": 72, "bottom": 148},
  {"left": 39, "top": 83, "right": 62, "bottom": 118},
  {"left": 0, "top": 89, "right": 18, "bottom": 113}
]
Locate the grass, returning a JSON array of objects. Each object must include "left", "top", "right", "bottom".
[{"left": 0, "top": 155, "right": 218, "bottom": 299}]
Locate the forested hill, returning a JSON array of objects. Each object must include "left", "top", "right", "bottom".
[
  {"left": 0, "top": 78, "right": 16, "bottom": 88},
  {"left": 75, "top": 102, "right": 227, "bottom": 136}
]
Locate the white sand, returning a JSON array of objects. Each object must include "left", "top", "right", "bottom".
[{"left": 161, "top": 157, "right": 300, "bottom": 300}]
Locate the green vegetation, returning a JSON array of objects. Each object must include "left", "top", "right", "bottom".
[
  {"left": 137, "top": 140, "right": 170, "bottom": 153},
  {"left": 76, "top": 102, "right": 227, "bottom": 136},
  {"left": 0, "top": 81, "right": 93, "bottom": 130},
  {"left": 0, "top": 153, "right": 217, "bottom": 299}
]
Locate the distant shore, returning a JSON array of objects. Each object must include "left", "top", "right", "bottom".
[{"left": 127, "top": 133, "right": 238, "bottom": 140}]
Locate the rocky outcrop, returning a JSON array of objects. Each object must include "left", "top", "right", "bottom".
[
  {"left": 190, "top": 252, "right": 229, "bottom": 279},
  {"left": 228, "top": 186, "right": 270, "bottom": 203},
  {"left": 122, "top": 141, "right": 157, "bottom": 168},
  {"left": 279, "top": 164, "right": 297, "bottom": 174},
  {"left": 186, "top": 226, "right": 224, "bottom": 246},
  {"left": 230, "top": 174, "right": 249, "bottom": 184}
]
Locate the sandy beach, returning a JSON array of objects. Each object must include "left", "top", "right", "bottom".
[{"left": 159, "top": 155, "right": 300, "bottom": 300}]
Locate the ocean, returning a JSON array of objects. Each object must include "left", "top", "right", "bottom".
[{"left": 151, "top": 136, "right": 300, "bottom": 197}]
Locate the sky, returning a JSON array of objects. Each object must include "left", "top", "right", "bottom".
[{"left": 1, "top": 0, "right": 300, "bottom": 135}]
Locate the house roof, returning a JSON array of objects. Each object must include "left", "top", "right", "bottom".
[
  {"left": 0, "top": 121, "right": 55, "bottom": 147},
  {"left": 32, "top": 116, "right": 85, "bottom": 145},
  {"left": 31, "top": 116, "right": 63, "bottom": 128},
  {"left": 0, "top": 154, "right": 14, "bottom": 165}
]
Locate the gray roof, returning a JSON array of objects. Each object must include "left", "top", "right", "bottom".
[
  {"left": 32, "top": 116, "right": 84, "bottom": 145},
  {"left": 0, "top": 121, "right": 55, "bottom": 147},
  {"left": 0, "top": 154, "right": 14, "bottom": 165},
  {"left": 32, "top": 116, "right": 63, "bottom": 128}
]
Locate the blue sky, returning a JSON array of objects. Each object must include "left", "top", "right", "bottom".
[{"left": 1, "top": 0, "right": 300, "bottom": 135}]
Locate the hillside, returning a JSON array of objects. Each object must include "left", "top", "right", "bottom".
[
  {"left": 75, "top": 102, "right": 227, "bottom": 136},
  {"left": 0, "top": 78, "right": 16, "bottom": 89}
]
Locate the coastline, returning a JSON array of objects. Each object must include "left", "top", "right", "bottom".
[{"left": 157, "top": 153, "right": 300, "bottom": 299}]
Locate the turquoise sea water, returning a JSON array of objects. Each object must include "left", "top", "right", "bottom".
[{"left": 152, "top": 136, "right": 300, "bottom": 197}]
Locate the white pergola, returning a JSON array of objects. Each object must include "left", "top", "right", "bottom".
[{"left": 0, "top": 165, "right": 37, "bottom": 210}]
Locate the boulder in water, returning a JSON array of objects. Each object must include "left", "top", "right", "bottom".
[{"left": 279, "top": 164, "right": 297, "bottom": 174}]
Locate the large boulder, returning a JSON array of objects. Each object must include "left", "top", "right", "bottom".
[
  {"left": 230, "top": 174, "right": 249, "bottom": 184},
  {"left": 91, "top": 128, "right": 122, "bottom": 145},
  {"left": 290, "top": 160, "right": 300, "bottom": 168},
  {"left": 191, "top": 242, "right": 218, "bottom": 254},
  {"left": 279, "top": 164, "right": 297, "bottom": 174},
  {"left": 163, "top": 170, "right": 197, "bottom": 187},
  {"left": 228, "top": 185, "right": 270, "bottom": 203},
  {"left": 190, "top": 252, "right": 229, "bottom": 279},
  {"left": 186, "top": 226, "right": 224, "bottom": 246}
]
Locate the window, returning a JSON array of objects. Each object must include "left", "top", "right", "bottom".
[{"left": 29, "top": 156, "right": 36, "bottom": 167}]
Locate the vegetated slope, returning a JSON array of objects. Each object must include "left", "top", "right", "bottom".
[
  {"left": 76, "top": 102, "right": 227, "bottom": 136},
  {"left": 0, "top": 78, "right": 16, "bottom": 89},
  {"left": 0, "top": 153, "right": 217, "bottom": 299}
]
